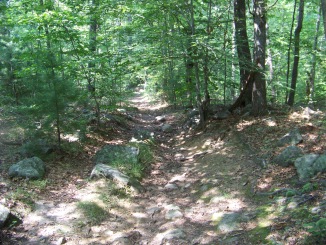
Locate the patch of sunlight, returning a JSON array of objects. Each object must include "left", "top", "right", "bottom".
[
  {"left": 62, "top": 133, "right": 79, "bottom": 142},
  {"left": 132, "top": 212, "right": 148, "bottom": 219},
  {"left": 236, "top": 119, "right": 257, "bottom": 131},
  {"left": 257, "top": 215, "right": 274, "bottom": 227},
  {"left": 211, "top": 212, "right": 224, "bottom": 224},
  {"left": 202, "top": 139, "right": 212, "bottom": 149},
  {"left": 262, "top": 118, "right": 277, "bottom": 127}
]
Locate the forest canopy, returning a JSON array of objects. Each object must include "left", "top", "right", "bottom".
[{"left": 0, "top": 0, "right": 325, "bottom": 144}]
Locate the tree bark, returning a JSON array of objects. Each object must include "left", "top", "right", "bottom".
[
  {"left": 234, "top": 0, "right": 253, "bottom": 105},
  {"left": 321, "top": 0, "right": 326, "bottom": 38},
  {"left": 287, "top": 0, "right": 304, "bottom": 106},
  {"left": 88, "top": 0, "right": 101, "bottom": 126},
  {"left": 286, "top": 0, "right": 297, "bottom": 103},
  {"left": 252, "top": 0, "right": 267, "bottom": 116},
  {"left": 307, "top": 3, "right": 321, "bottom": 103}
]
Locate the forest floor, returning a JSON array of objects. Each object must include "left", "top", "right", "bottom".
[{"left": 0, "top": 89, "right": 325, "bottom": 245}]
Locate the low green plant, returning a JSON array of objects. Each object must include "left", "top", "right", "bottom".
[
  {"left": 77, "top": 201, "right": 108, "bottom": 225},
  {"left": 286, "top": 189, "right": 297, "bottom": 197},
  {"left": 301, "top": 183, "right": 318, "bottom": 193},
  {"left": 303, "top": 218, "right": 326, "bottom": 244},
  {"left": 29, "top": 180, "right": 48, "bottom": 191},
  {"left": 8, "top": 187, "right": 35, "bottom": 210}
]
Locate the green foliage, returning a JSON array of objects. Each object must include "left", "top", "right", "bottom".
[
  {"left": 6, "top": 187, "right": 35, "bottom": 211},
  {"left": 0, "top": 0, "right": 324, "bottom": 145},
  {"left": 301, "top": 182, "right": 318, "bottom": 193},
  {"left": 29, "top": 180, "right": 48, "bottom": 191},
  {"left": 303, "top": 218, "right": 326, "bottom": 244},
  {"left": 77, "top": 201, "right": 108, "bottom": 225}
]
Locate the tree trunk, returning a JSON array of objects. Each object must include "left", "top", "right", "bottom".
[
  {"left": 307, "top": 4, "right": 321, "bottom": 104},
  {"left": 189, "top": 0, "right": 205, "bottom": 126},
  {"left": 287, "top": 0, "right": 304, "bottom": 106},
  {"left": 252, "top": 0, "right": 267, "bottom": 116},
  {"left": 266, "top": 23, "right": 276, "bottom": 104},
  {"left": 88, "top": 0, "right": 101, "bottom": 126},
  {"left": 202, "top": 0, "right": 212, "bottom": 118},
  {"left": 233, "top": 0, "right": 253, "bottom": 105},
  {"left": 321, "top": 0, "right": 326, "bottom": 38},
  {"left": 286, "top": 0, "right": 297, "bottom": 103}
]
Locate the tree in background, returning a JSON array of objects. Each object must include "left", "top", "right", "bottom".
[
  {"left": 288, "top": 0, "right": 305, "bottom": 106},
  {"left": 252, "top": 0, "right": 267, "bottom": 115}
]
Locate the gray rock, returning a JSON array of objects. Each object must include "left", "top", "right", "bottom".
[
  {"left": 294, "top": 154, "right": 320, "bottom": 181},
  {"left": 188, "top": 109, "right": 199, "bottom": 118},
  {"left": 165, "top": 209, "right": 183, "bottom": 220},
  {"left": 164, "top": 183, "right": 178, "bottom": 190},
  {"left": 0, "top": 204, "right": 10, "bottom": 228},
  {"left": 155, "top": 116, "right": 166, "bottom": 122},
  {"left": 213, "top": 110, "right": 230, "bottom": 120},
  {"left": 273, "top": 146, "right": 304, "bottom": 167},
  {"left": 111, "top": 237, "right": 132, "bottom": 245},
  {"left": 313, "top": 153, "right": 326, "bottom": 173},
  {"left": 8, "top": 157, "right": 46, "bottom": 180},
  {"left": 133, "top": 130, "right": 153, "bottom": 141},
  {"left": 161, "top": 229, "right": 186, "bottom": 240},
  {"left": 162, "top": 124, "right": 173, "bottom": 133},
  {"left": 94, "top": 145, "right": 139, "bottom": 166},
  {"left": 278, "top": 128, "right": 303, "bottom": 146},
  {"left": 90, "top": 164, "right": 143, "bottom": 193},
  {"left": 91, "top": 164, "right": 129, "bottom": 185}
]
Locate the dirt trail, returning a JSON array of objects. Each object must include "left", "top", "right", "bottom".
[{"left": 2, "top": 90, "right": 266, "bottom": 245}]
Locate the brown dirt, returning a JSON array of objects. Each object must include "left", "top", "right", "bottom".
[{"left": 0, "top": 91, "right": 325, "bottom": 245}]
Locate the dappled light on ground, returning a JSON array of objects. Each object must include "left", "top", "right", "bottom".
[{"left": 0, "top": 93, "right": 325, "bottom": 244}]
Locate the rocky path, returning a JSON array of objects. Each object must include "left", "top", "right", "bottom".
[{"left": 2, "top": 90, "right": 265, "bottom": 245}]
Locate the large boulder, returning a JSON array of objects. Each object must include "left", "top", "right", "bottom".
[
  {"left": 294, "top": 154, "right": 320, "bottom": 181},
  {"left": 8, "top": 157, "right": 46, "bottom": 180},
  {"left": 273, "top": 146, "right": 304, "bottom": 167},
  {"left": 94, "top": 145, "right": 139, "bottom": 166},
  {"left": 0, "top": 204, "right": 10, "bottom": 228},
  {"left": 278, "top": 128, "right": 303, "bottom": 146}
]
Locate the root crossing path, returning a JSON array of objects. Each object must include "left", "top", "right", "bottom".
[{"left": 5, "top": 90, "right": 263, "bottom": 245}]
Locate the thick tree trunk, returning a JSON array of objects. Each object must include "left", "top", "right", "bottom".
[
  {"left": 234, "top": 0, "right": 253, "bottom": 105},
  {"left": 288, "top": 0, "right": 304, "bottom": 106},
  {"left": 252, "top": 0, "right": 267, "bottom": 116}
]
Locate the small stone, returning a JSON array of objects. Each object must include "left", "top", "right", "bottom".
[
  {"left": 162, "top": 124, "right": 173, "bottom": 133},
  {"left": 311, "top": 207, "right": 321, "bottom": 214},
  {"left": 155, "top": 116, "right": 166, "bottom": 122},
  {"left": 56, "top": 237, "right": 66, "bottom": 245},
  {"left": 162, "top": 229, "right": 186, "bottom": 240},
  {"left": 0, "top": 204, "right": 10, "bottom": 228},
  {"left": 165, "top": 209, "right": 183, "bottom": 220},
  {"left": 164, "top": 183, "right": 178, "bottom": 190},
  {"left": 287, "top": 201, "right": 298, "bottom": 210}
]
